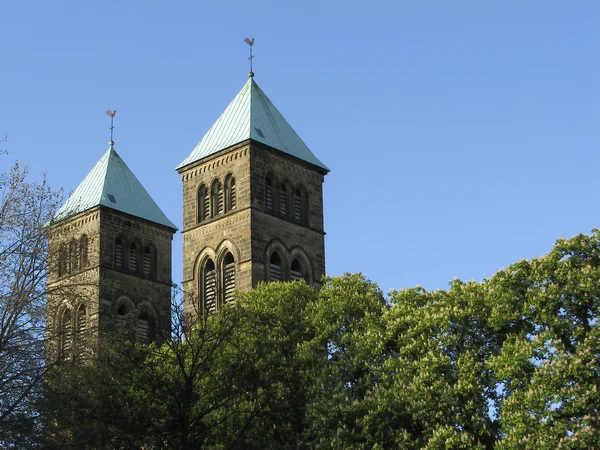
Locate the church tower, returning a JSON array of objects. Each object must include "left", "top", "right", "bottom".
[
  {"left": 46, "top": 141, "right": 177, "bottom": 360},
  {"left": 177, "top": 74, "right": 329, "bottom": 318}
]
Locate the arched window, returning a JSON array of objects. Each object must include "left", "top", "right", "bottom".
[
  {"left": 293, "top": 188, "right": 302, "bottom": 221},
  {"left": 143, "top": 245, "right": 155, "bottom": 278},
  {"left": 69, "top": 239, "right": 78, "bottom": 273},
  {"left": 279, "top": 184, "right": 288, "bottom": 217},
  {"left": 61, "top": 308, "right": 72, "bottom": 360},
  {"left": 76, "top": 304, "right": 87, "bottom": 361},
  {"left": 269, "top": 252, "right": 283, "bottom": 282},
  {"left": 115, "top": 237, "right": 123, "bottom": 268},
  {"left": 129, "top": 243, "right": 138, "bottom": 272},
  {"left": 116, "top": 300, "right": 134, "bottom": 334},
  {"left": 265, "top": 175, "right": 274, "bottom": 211},
  {"left": 79, "top": 235, "right": 88, "bottom": 268},
  {"left": 293, "top": 187, "right": 309, "bottom": 224},
  {"left": 197, "top": 184, "right": 209, "bottom": 222},
  {"left": 225, "top": 174, "right": 236, "bottom": 212},
  {"left": 222, "top": 252, "right": 235, "bottom": 304},
  {"left": 290, "top": 259, "right": 309, "bottom": 283},
  {"left": 202, "top": 259, "right": 217, "bottom": 313},
  {"left": 136, "top": 306, "right": 156, "bottom": 344},
  {"left": 211, "top": 180, "right": 224, "bottom": 217},
  {"left": 59, "top": 244, "right": 67, "bottom": 277}
]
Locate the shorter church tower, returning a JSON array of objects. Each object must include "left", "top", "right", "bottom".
[
  {"left": 177, "top": 73, "right": 329, "bottom": 319},
  {"left": 46, "top": 141, "right": 177, "bottom": 360}
]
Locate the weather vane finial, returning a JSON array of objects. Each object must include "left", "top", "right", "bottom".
[
  {"left": 244, "top": 37, "right": 255, "bottom": 78},
  {"left": 105, "top": 110, "right": 117, "bottom": 148}
]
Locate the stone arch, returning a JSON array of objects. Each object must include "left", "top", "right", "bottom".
[
  {"left": 216, "top": 240, "right": 240, "bottom": 306},
  {"left": 114, "top": 295, "right": 136, "bottom": 333},
  {"left": 264, "top": 238, "right": 289, "bottom": 282},
  {"left": 194, "top": 247, "right": 218, "bottom": 315},
  {"left": 278, "top": 178, "right": 292, "bottom": 217},
  {"left": 142, "top": 242, "right": 158, "bottom": 279},
  {"left": 224, "top": 172, "right": 236, "bottom": 212},
  {"left": 136, "top": 299, "right": 158, "bottom": 344},
  {"left": 211, "top": 178, "right": 224, "bottom": 217},
  {"left": 114, "top": 233, "right": 127, "bottom": 269},
  {"left": 197, "top": 183, "right": 210, "bottom": 223},
  {"left": 265, "top": 172, "right": 278, "bottom": 212},
  {"left": 289, "top": 246, "right": 314, "bottom": 285}
]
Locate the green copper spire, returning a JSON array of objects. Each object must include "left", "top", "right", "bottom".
[
  {"left": 177, "top": 78, "right": 329, "bottom": 172},
  {"left": 53, "top": 143, "right": 177, "bottom": 230}
]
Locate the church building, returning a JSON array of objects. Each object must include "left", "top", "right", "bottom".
[{"left": 46, "top": 69, "right": 328, "bottom": 355}]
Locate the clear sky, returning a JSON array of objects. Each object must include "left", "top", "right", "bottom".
[{"left": 2, "top": 1, "right": 599, "bottom": 294}]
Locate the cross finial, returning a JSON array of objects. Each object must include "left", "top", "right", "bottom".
[
  {"left": 244, "top": 37, "right": 255, "bottom": 78},
  {"left": 105, "top": 110, "right": 116, "bottom": 148}
]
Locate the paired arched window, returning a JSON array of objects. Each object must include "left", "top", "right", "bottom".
[
  {"left": 266, "top": 244, "right": 313, "bottom": 285},
  {"left": 199, "top": 251, "right": 236, "bottom": 313},
  {"left": 197, "top": 174, "right": 237, "bottom": 224},
  {"left": 264, "top": 175, "right": 309, "bottom": 225},
  {"left": 60, "top": 304, "right": 87, "bottom": 362},
  {"left": 115, "top": 298, "right": 157, "bottom": 344}
]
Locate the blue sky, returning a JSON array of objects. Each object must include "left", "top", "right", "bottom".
[{"left": 2, "top": 1, "right": 599, "bottom": 293}]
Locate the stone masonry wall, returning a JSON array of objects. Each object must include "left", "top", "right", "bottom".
[{"left": 179, "top": 143, "right": 252, "bottom": 317}]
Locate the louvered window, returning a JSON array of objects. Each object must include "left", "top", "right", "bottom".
[
  {"left": 225, "top": 175, "right": 236, "bottom": 212},
  {"left": 115, "top": 238, "right": 123, "bottom": 268},
  {"left": 269, "top": 252, "right": 283, "bottom": 282},
  {"left": 129, "top": 243, "right": 138, "bottom": 272},
  {"left": 212, "top": 181, "right": 223, "bottom": 217},
  {"left": 293, "top": 189, "right": 302, "bottom": 221},
  {"left": 137, "top": 318, "right": 150, "bottom": 344},
  {"left": 79, "top": 235, "right": 88, "bottom": 268},
  {"left": 280, "top": 185, "right": 288, "bottom": 216},
  {"left": 223, "top": 252, "right": 235, "bottom": 304},
  {"left": 197, "top": 185, "right": 209, "bottom": 222},
  {"left": 265, "top": 176, "right": 273, "bottom": 211},
  {"left": 59, "top": 245, "right": 67, "bottom": 276},
  {"left": 290, "top": 259, "right": 305, "bottom": 282},
  {"left": 116, "top": 304, "right": 129, "bottom": 333},
  {"left": 143, "top": 247, "right": 152, "bottom": 277},
  {"left": 62, "top": 309, "right": 72, "bottom": 359},
  {"left": 69, "top": 240, "right": 78, "bottom": 273},
  {"left": 203, "top": 260, "right": 217, "bottom": 313},
  {"left": 77, "top": 305, "right": 87, "bottom": 360}
]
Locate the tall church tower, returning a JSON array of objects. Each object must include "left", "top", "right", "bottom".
[
  {"left": 177, "top": 74, "right": 329, "bottom": 318},
  {"left": 46, "top": 142, "right": 177, "bottom": 360}
]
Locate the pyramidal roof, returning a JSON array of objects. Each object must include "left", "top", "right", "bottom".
[
  {"left": 177, "top": 77, "right": 329, "bottom": 171},
  {"left": 52, "top": 144, "right": 177, "bottom": 230}
]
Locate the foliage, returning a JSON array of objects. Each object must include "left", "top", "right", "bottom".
[
  {"left": 0, "top": 161, "right": 61, "bottom": 448},
  {"left": 44, "top": 232, "right": 600, "bottom": 448}
]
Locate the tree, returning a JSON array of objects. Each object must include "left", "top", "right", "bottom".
[
  {"left": 0, "top": 160, "right": 61, "bottom": 448},
  {"left": 43, "top": 232, "right": 600, "bottom": 449}
]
